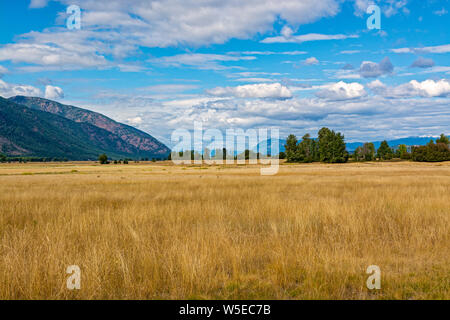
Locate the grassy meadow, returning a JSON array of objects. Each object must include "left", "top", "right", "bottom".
[{"left": 0, "top": 161, "right": 449, "bottom": 299}]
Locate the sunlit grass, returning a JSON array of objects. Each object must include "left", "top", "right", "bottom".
[{"left": 0, "top": 161, "right": 449, "bottom": 299}]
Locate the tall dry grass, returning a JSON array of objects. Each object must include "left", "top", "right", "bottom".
[{"left": 0, "top": 161, "right": 449, "bottom": 299}]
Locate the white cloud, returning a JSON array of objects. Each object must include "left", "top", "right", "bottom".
[
  {"left": 117, "top": 64, "right": 146, "bottom": 73},
  {"left": 304, "top": 57, "right": 319, "bottom": 65},
  {"left": 383, "top": 0, "right": 409, "bottom": 17},
  {"left": 261, "top": 32, "right": 357, "bottom": 44},
  {"left": 233, "top": 78, "right": 276, "bottom": 83},
  {"left": 340, "top": 50, "right": 360, "bottom": 54},
  {"left": 0, "top": 66, "right": 8, "bottom": 77},
  {"left": 10, "top": 0, "right": 342, "bottom": 65},
  {"left": 29, "top": 0, "right": 49, "bottom": 8},
  {"left": 390, "top": 48, "right": 412, "bottom": 54},
  {"left": 368, "top": 79, "right": 450, "bottom": 98},
  {"left": 68, "top": 85, "right": 450, "bottom": 145},
  {"left": 391, "top": 44, "right": 450, "bottom": 54},
  {"left": 367, "top": 79, "right": 386, "bottom": 90},
  {"left": 127, "top": 117, "right": 143, "bottom": 125},
  {"left": 0, "top": 79, "right": 42, "bottom": 98},
  {"left": 44, "top": 85, "right": 64, "bottom": 99},
  {"left": 420, "top": 66, "right": 450, "bottom": 74},
  {"left": 238, "top": 50, "right": 307, "bottom": 55},
  {"left": 354, "top": 0, "right": 409, "bottom": 17},
  {"left": 410, "top": 57, "right": 435, "bottom": 68},
  {"left": 392, "top": 79, "right": 450, "bottom": 98},
  {"left": 149, "top": 53, "right": 255, "bottom": 70},
  {"left": 206, "top": 83, "right": 292, "bottom": 99},
  {"left": 433, "top": 8, "right": 448, "bottom": 16},
  {"left": 139, "top": 84, "right": 199, "bottom": 93},
  {"left": 359, "top": 57, "right": 394, "bottom": 78},
  {"left": 315, "top": 81, "right": 367, "bottom": 100},
  {"left": 0, "top": 42, "right": 109, "bottom": 71}
]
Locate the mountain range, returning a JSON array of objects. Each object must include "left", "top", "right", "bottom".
[{"left": 0, "top": 96, "right": 170, "bottom": 160}]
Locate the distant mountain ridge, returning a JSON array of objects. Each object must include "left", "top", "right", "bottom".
[
  {"left": 0, "top": 96, "right": 170, "bottom": 160},
  {"left": 9, "top": 96, "right": 169, "bottom": 157}
]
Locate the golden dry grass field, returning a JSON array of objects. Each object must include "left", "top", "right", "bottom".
[{"left": 0, "top": 161, "right": 449, "bottom": 299}]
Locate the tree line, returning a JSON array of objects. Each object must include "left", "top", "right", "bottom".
[
  {"left": 411, "top": 135, "right": 450, "bottom": 162},
  {"left": 0, "top": 155, "right": 69, "bottom": 163},
  {"left": 285, "top": 130, "right": 450, "bottom": 163},
  {"left": 168, "top": 148, "right": 266, "bottom": 162},
  {"left": 2, "top": 132, "right": 449, "bottom": 164}
]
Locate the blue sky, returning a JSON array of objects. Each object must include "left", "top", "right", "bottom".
[{"left": 0, "top": 0, "right": 449, "bottom": 145}]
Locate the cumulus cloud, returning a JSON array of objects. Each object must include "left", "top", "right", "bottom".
[
  {"left": 45, "top": 85, "right": 64, "bottom": 99},
  {"left": 393, "top": 79, "right": 450, "bottom": 98},
  {"left": 71, "top": 83, "right": 450, "bottom": 145},
  {"left": 0, "top": 43, "right": 109, "bottom": 71},
  {"left": 366, "top": 79, "right": 388, "bottom": 95},
  {"left": 368, "top": 79, "right": 450, "bottom": 98},
  {"left": 303, "top": 57, "right": 319, "bottom": 65},
  {"left": 367, "top": 79, "right": 386, "bottom": 89},
  {"left": 0, "top": 79, "right": 42, "bottom": 98},
  {"left": 206, "top": 83, "right": 292, "bottom": 99},
  {"left": 1, "top": 0, "right": 343, "bottom": 72},
  {"left": 359, "top": 57, "right": 394, "bottom": 78},
  {"left": 315, "top": 81, "right": 367, "bottom": 100},
  {"left": 410, "top": 57, "right": 435, "bottom": 68}
]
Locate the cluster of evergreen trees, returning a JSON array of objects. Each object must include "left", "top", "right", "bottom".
[
  {"left": 411, "top": 134, "right": 450, "bottom": 162},
  {"left": 285, "top": 127, "right": 348, "bottom": 163},
  {"left": 285, "top": 131, "right": 450, "bottom": 163}
]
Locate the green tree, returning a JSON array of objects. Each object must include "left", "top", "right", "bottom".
[
  {"left": 98, "top": 154, "right": 108, "bottom": 164},
  {"left": 353, "top": 146, "right": 364, "bottom": 161},
  {"left": 0, "top": 153, "right": 6, "bottom": 162},
  {"left": 297, "top": 134, "right": 315, "bottom": 163},
  {"left": 412, "top": 142, "right": 450, "bottom": 162},
  {"left": 377, "top": 140, "right": 393, "bottom": 160},
  {"left": 436, "top": 133, "right": 450, "bottom": 145},
  {"left": 354, "top": 143, "right": 375, "bottom": 161},
  {"left": 396, "top": 144, "right": 410, "bottom": 159},
  {"left": 318, "top": 127, "right": 348, "bottom": 163},
  {"left": 364, "top": 143, "right": 376, "bottom": 161},
  {"left": 285, "top": 134, "right": 299, "bottom": 162}
]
